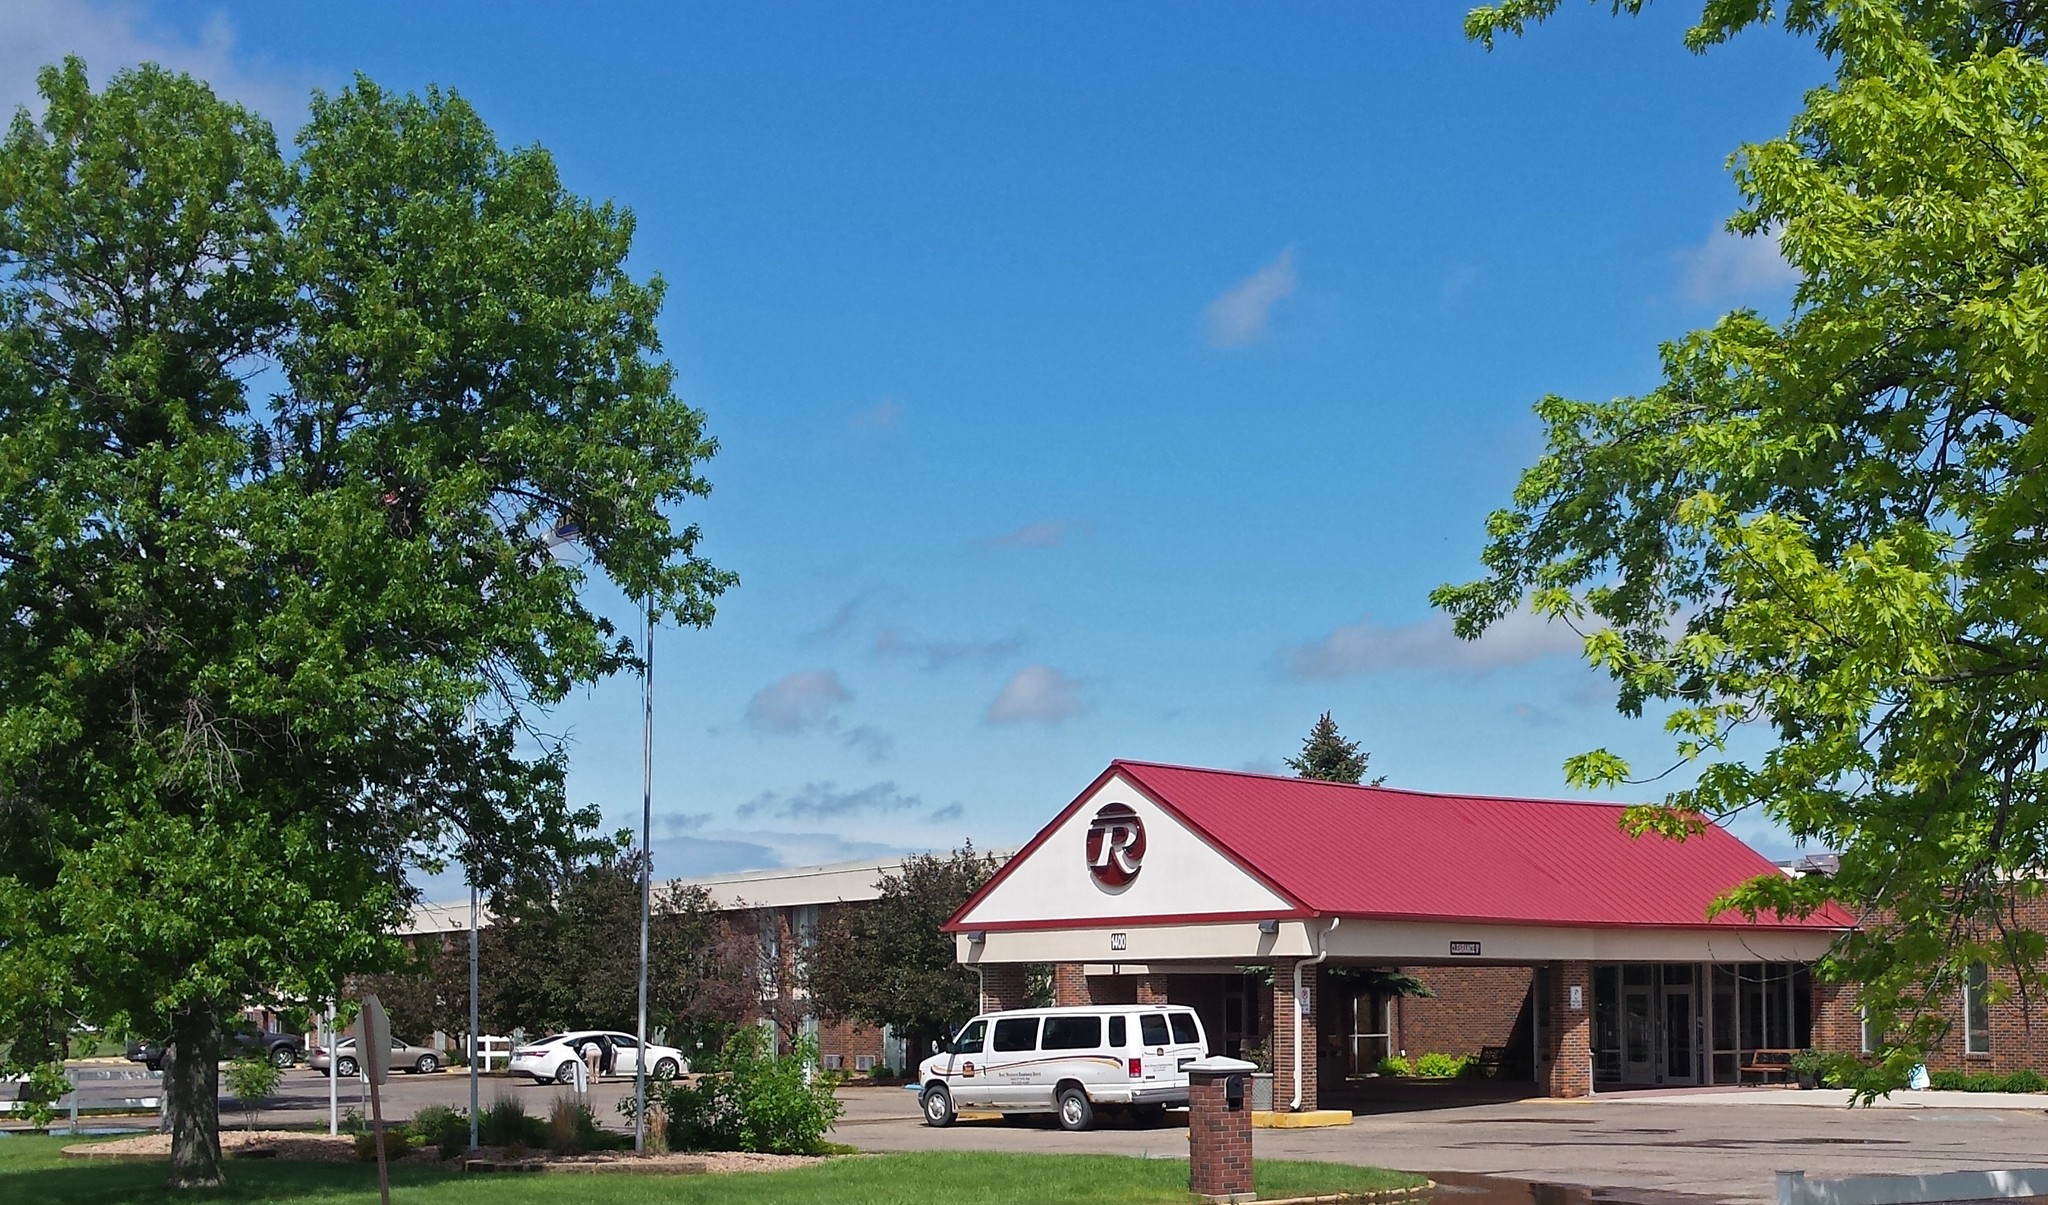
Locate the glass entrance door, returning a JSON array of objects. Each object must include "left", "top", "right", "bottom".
[
  {"left": 1349, "top": 992, "right": 1391, "bottom": 1075},
  {"left": 1622, "top": 986, "right": 1654, "bottom": 1084},
  {"left": 1661, "top": 984, "right": 1697, "bottom": 1085}
]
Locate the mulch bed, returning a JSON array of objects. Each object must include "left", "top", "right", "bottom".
[{"left": 63, "top": 1130, "right": 831, "bottom": 1175}]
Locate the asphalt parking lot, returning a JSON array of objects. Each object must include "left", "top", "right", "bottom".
[
  {"left": 47, "top": 1065, "right": 2048, "bottom": 1205},
  {"left": 827, "top": 1084, "right": 2048, "bottom": 1205}
]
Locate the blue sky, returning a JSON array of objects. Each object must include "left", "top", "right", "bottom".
[{"left": 3, "top": 2, "right": 1831, "bottom": 893}]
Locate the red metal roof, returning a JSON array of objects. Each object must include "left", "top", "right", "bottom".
[{"left": 1088, "top": 760, "right": 1852, "bottom": 931}]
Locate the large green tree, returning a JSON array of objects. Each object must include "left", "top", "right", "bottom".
[
  {"left": 0, "top": 60, "right": 731, "bottom": 1185},
  {"left": 1441, "top": 1, "right": 2048, "bottom": 1083},
  {"left": 476, "top": 851, "right": 757, "bottom": 1049}
]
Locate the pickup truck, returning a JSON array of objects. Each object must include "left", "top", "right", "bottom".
[{"left": 126, "top": 1029, "right": 304, "bottom": 1072}]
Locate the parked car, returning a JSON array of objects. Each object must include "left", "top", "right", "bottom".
[
  {"left": 509, "top": 1031, "right": 688, "bottom": 1085},
  {"left": 125, "top": 1028, "right": 304, "bottom": 1072},
  {"left": 917, "top": 1004, "right": 1209, "bottom": 1131},
  {"left": 310, "top": 1036, "right": 444, "bottom": 1078}
]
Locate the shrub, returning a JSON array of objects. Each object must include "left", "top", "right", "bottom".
[
  {"left": 1928, "top": 1069, "right": 1968, "bottom": 1091},
  {"left": 2004, "top": 1069, "right": 2047, "bottom": 1093},
  {"left": 223, "top": 1054, "right": 281, "bottom": 1132},
  {"left": 409, "top": 1104, "right": 469, "bottom": 1159},
  {"left": 480, "top": 1093, "right": 547, "bottom": 1148},
  {"left": 1373, "top": 1055, "right": 1411, "bottom": 1077},
  {"left": 354, "top": 1128, "right": 414, "bottom": 1161},
  {"left": 646, "top": 1028, "right": 843, "bottom": 1154},
  {"left": 1414, "top": 1052, "right": 1470, "bottom": 1079},
  {"left": 545, "top": 1096, "right": 629, "bottom": 1154},
  {"left": 1965, "top": 1071, "right": 2007, "bottom": 1092}
]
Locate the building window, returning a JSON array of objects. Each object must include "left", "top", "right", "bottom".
[
  {"left": 822, "top": 1054, "right": 844, "bottom": 1071},
  {"left": 855, "top": 1055, "right": 877, "bottom": 1071},
  {"left": 1859, "top": 1007, "right": 1884, "bottom": 1055},
  {"left": 1966, "top": 962, "right": 1991, "bottom": 1055}
]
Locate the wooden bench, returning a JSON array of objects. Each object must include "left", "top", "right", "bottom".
[{"left": 1740, "top": 1048, "right": 1800, "bottom": 1084}]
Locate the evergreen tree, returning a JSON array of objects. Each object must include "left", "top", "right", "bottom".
[{"left": 1286, "top": 712, "right": 1383, "bottom": 784}]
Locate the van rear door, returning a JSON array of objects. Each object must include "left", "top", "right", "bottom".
[{"left": 1167, "top": 1008, "right": 1209, "bottom": 1073}]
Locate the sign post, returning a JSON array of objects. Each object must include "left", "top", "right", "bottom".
[{"left": 354, "top": 994, "right": 393, "bottom": 1205}]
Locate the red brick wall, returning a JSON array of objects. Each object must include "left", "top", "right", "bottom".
[{"left": 1395, "top": 965, "right": 1532, "bottom": 1061}]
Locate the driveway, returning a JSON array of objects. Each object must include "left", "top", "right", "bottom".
[
  {"left": 43, "top": 1066, "right": 2048, "bottom": 1205},
  {"left": 827, "top": 1085, "right": 2048, "bottom": 1205}
]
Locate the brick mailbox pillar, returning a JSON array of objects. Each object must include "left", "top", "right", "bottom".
[{"left": 1186, "top": 1055, "right": 1259, "bottom": 1204}]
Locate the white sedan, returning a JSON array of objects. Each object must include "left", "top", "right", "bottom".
[{"left": 509, "top": 1031, "right": 689, "bottom": 1085}]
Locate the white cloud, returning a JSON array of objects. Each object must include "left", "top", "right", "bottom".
[
  {"left": 0, "top": 1, "right": 319, "bottom": 124},
  {"left": 1202, "top": 249, "right": 1298, "bottom": 347},
  {"left": 985, "top": 519, "right": 1072, "bottom": 550},
  {"left": 1676, "top": 226, "right": 1799, "bottom": 306},
  {"left": 987, "top": 664, "right": 1087, "bottom": 725},
  {"left": 743, "top": 669, "right": 853, "bottom": 733},
  {"left": 1286, "top": 609, "right": 1584, "bottom": 680},
  {"left": 737, "top": 780, "right": 922, "bottom": 821},
  {"left": 874, "top": 627, "right": 1024, "bottom": 672}
]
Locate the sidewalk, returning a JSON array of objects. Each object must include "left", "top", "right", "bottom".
[{"left": 1603, "top": 1084, "right": 2048, "bottom": 1109}]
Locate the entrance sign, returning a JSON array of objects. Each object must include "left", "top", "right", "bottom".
[
  {"left": 1085, "top": 802, "right": 1146, "bottom": 888},
  {"left": 1450, "top": 940, "right": 1481, "bottom": 957}
]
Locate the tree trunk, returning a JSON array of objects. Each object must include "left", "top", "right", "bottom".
[{"left": 162, "top": 1003, "right": 225, "bottom": 1189}]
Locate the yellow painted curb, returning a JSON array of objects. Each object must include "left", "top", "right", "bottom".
[{"left": 1251, "top": 1109, "right": 1353, "bottom": 1128}]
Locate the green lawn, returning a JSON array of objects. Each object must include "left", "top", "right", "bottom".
[{"left": 0, "top": 1136, "right": 1425, "bottom": 1203}]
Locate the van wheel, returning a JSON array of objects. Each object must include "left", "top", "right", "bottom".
[
  {"left": 921, "top": 1084, "right": 956, "bottom": 1128},
  {"left": 1056, "top": 1086, "right": 1094, "bottom": 1132}
]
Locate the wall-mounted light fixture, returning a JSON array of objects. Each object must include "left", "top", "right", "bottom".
[{"left": 1257, "top": 919, "right": 1281, "bottom": 935}]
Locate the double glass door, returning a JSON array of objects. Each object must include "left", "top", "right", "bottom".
[{"left": 1608, "top": 964, "right": 1699, "bottom": 1087}]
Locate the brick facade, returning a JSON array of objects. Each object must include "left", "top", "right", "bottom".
[
  {"left": 1395, "top": 965, "right": 1534, "bottom": 1063},
  {"left": 1187, "top": 1068, "right": 1255, "bottom": 1203}
]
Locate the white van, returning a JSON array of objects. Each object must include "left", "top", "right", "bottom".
[{"left": 917, "top": 1004, "right": 1209, "bottom": 1131}]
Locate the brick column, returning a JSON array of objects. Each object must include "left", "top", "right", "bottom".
[
  {"left": 1270, "top": 963, "right": 1319, "bottom": 1111},
  {"left": 1187, "top": 1060, "right": 1257, "bottom": 1204},
  {"left": 1053, "top": 964, "right": 1090, "bottom": 1006},
  {"left": 1542, "top": 961, "right": 1592, "bottom": 1098},
  {"left": 979, "top": 964, "right": 1030, "bottom": 1013},
  {"left": 1811, "top": 977, "right": 1861, "bottom": 1055},
  {"left": 1135, "top": 974, "right": 1173, "bottom": 1004}
]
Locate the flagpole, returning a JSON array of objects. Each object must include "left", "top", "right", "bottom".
[{"left": 635, "top": 593, "right": 653, "bottom": 1152}]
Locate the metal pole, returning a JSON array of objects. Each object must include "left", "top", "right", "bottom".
[
  {"left": 469, "top": 880, "right": 480, "bottom": 1150},
  {"left": 327, "top": 1002, "right": 338, "bottom": 1136},
  {"left": 635, "top": 595, "right": 653, "bottom": 1152}
]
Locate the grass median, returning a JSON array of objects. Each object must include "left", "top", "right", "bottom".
[{"left": 0, "top": 1134, "right": 1425, "bottom": 1203}]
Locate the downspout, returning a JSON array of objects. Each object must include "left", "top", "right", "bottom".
[
  {"left": 975, "top": 965, "right": 986, "bottom": 1014},
  {"left": 1290, "top": 917, "right": 1340, "bottom": 1112}
]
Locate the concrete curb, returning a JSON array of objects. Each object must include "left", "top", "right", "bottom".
[{"left": 1254, "top": 1180, "right": 1435, "bottom": 1204}]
